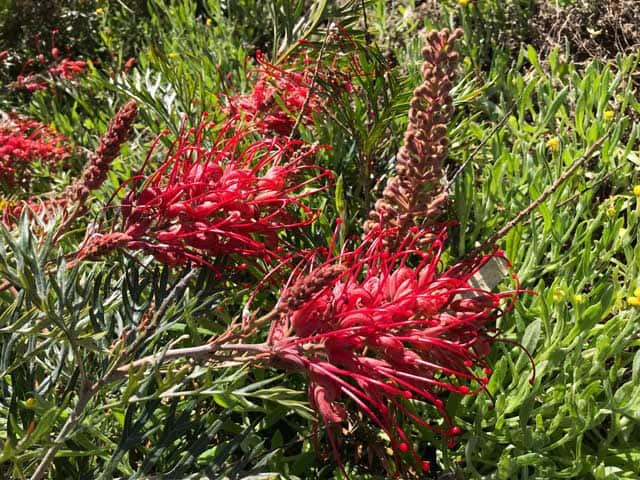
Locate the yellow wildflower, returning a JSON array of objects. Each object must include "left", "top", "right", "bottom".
[
  {"left": 25, "top": 397, "right": 37, "bottom": 408},
  {"left": 168, "top": 53, "right": 179, "bottom": 59},
  {"left": 546, "top": 137, "right": 560, "bottom": 153},
  {"left": 628, "top": 296, "right": 640, "bottom": 307},
  {"left": 0, "top": 198, "right": 14, "bottom": 210},
  {"left": 606, "top": 206, "right": 616, "bottom": 217},
  {"left": 206, "top": 18, "right": 212, "bottom": 26},
  {"left": 552, "top": 288, "right": 565, "bottom": 302},
  {"left": 603, "top": 110, "right": 614, "bottom": 121},
  {"left": 95, "top": 7, "right": 104, "bottom": 14},
  {"left": 633, "top": 185, "right": 640, "bottom": 197},
  {"left": 572, "top": 294, "right": 584, "bottom": 304},
  {"left": 458, "top": 0, "right": 470, "bottom": 5}
]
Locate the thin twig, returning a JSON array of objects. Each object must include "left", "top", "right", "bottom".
[
  {"left": 287, "top": 27, "right": 330, "bottom": 140},
  {"left": 447, "top": 82, "right": 531, "bottom": 190},
  {"left": 29, "top": 383, "right": 93, "bottom": 480},
  {"left": 106, "top": 342, "right": 270, "bottom": 382},
  {"left": 467, "top": 132, "right": 610, "bottom": 257},
  {"left": 522, "top": 170, "right": 615, "bottom": 227}
]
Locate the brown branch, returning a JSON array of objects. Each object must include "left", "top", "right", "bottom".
[
  {"left": 468, "top": 133, "right": 610, "bottom": 257},
  {"left": 105, "top": 342, "right": 270, "bottom": 382}
]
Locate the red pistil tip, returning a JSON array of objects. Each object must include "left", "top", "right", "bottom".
[
  {"left": 447, "top": 439, "right": 457, "bottom": 448},
  {"left": 422, "top": 461, "right": 431, "bottom": 472},
  {"left": 238, "top": 263, "right": 247, "bottom": 270},
  {"left": 398, "top": 442, "right": 409, "bottom": 453},
  {"left": 484, "top": 367, "right": 492, "bottom": 375},
  {"left": 335, "top": 217, "right": 342, "bottom": 225},
  {"left": 161, "top": 129, "right": 170, "bottom": 135},
  {"left": 464, "top": 360, "right": 473, "bottom": 367},
  {"left": 458, "top": 386, "right": 470, "bottom": 394},
  {"left": 403, "top": 390, "right": 412, "bottom": 399},
  {"left": 450, "top": 426, "right": 461, "bottom": 435}
]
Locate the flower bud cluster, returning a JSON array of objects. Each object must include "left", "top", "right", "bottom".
[{"left": 364, "top": 29, "right": 463, "bottom": 246}]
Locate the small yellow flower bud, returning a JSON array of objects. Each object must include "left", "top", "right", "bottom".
[
  {"left": 95, "top": 7, "right": 104, "bottom": 14},
  {"left": 606, "top": 206, "right": 616, "bottom": 217},
  {"left": 633, "top": 185, "right": 640, "bottom": 197},
  {"left": 458, "top": 0, "right": 470, "bottom": 5},
  {"left": 546, "top": 137, "right": 560, "bottom": 153},
  {"left": 168, "top": 53, "right": 179, "bottom": 59},
  {"left": 25, "top": 397, "right": 37, "bottom": 408},
  {"left": 627, "top": 296, "right": 640, "bottom": 307},
  {"left": 206, "top": 18, "right": 212, "bottom": 26},
  {"left": 552, "top": 288, "right": 565, "bottom": 302},
  {"left": 603, "top": 110, "right": 614, "bottom": 121},
  {"left": 572, "top": 294, "right": 584, "bottom": 304}
]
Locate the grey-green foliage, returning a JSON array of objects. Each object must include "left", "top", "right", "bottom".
[{"left": 0, "top": 210, "right": 317, "bottom": 478}]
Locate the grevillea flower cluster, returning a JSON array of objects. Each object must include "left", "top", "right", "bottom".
[
  {"left": 47, "top": 58, "right": 88, "bottom": 81},
  {"left": 0, "top": 115, "right": 71, "bottom": 187},
  {"left": 77, "top": 116, "right": 332, "bottom": 267},
  {"left": 12, "top": 30, "right": 87, "bottom": 92},
  {"left": 226, "top": 48, "right": 352, "bottom": 136},
  {"left": 364, "top": 29, "right": 463, "bottom": 246},
  {"left": 268, "top": 225, "right": 516, "bottom": 475}
]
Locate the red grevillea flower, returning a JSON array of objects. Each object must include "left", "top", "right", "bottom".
[
  {"left": 48, "top": 58, "right": 87, "bottom": 81},
  {"left": 0, "top": 115, "right": 71, "bottom": 188},
  {"left": 269, "top": 225, "right": 518, "bottom": 475},
  {"left": 79, "top": 116, "right": 332, "bottom": 267},
  {"left": 12, "top": 30, "right": 87, "bottom": 92},
  {"left": 226, "top": 49, "right": 352, "bottom": 136}
]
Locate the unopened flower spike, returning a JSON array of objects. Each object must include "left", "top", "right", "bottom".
[
  {"left": 3, "top": 101, "right": 137, "bottom": 233},
  {"left": 364, "top": 28, "right": 464, "bottom": 248}
]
